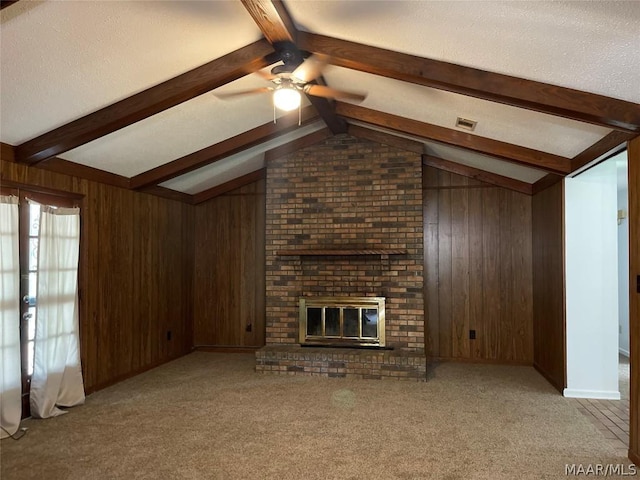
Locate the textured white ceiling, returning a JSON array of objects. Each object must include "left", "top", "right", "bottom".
[
  {"left": 324, "top": 66, "right": 610, "bottom": 158},
  {"left": 349, "top": 121, "right": 547, "bottom": 184},
  {"left": 1, "top": 0, "right": 636, "bottom": 194},
  {"left": 0, "top": 0, "right": 262, "bottom": 144},
  {"left": 60, "top": 70, "right": 308, "bottom": 177},
  {"left": 287, "top": 0, "right": 640, "bottom": 102},
  {"left": 423, "top": 141, "right": 547, "bottom": 185},
  {"left": 161, "top": 121, "right": 326, "bottom": 194}
]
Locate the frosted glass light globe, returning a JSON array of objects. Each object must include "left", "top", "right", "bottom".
[{"left": 273, "top": 87, "right": 301, "bottom": 111}]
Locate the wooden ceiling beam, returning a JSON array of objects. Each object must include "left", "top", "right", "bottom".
[
  {"left": 0, "top": 1, "right": 20, "bottom": 10},
  {"left": 15, "top": 39, "right": 277, "bottom": 166},
  {"left": 571, "top": 131, "right": 637, "bottom": 173},
  {"left": 240, "top": 0, "right": 297, "bottom": 44},
  {"left": 139, "top": 186, "right": 194, "bottom": 204},
  {"left": 531, "top": 173, "right": 564, "bottom": 195},
  {"left": 39, "top": 158, "right": 131, "bottom": 190},
  {"left": 129, "top": 106, "right": 318, "bottom": 190},
  {"left": 299, "top": 32, "right": 640, "bottom": 134},
  {"left": 423, "top": 155, "right": 533, "bottom": 195},
  {"left": 240, "top": 0, "right": 346, "bottom": 134},
  {"left": 336, "top": 103, "right": 571, "bottom": 175},
  {"left": 1, "top": 143, "right": 194, "bottom": 203},
  {"left": 304, "top": 87, "right": 347, "bottom": 134}
]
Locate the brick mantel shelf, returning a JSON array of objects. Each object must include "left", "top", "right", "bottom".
[{"left": 277, "top": 248, "right": 408, "bottom": 257}]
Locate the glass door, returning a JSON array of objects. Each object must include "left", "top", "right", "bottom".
[
  {"left": 15, "top": 191, "right": 76, "bottom": 418},
  {"left": 18, "top": 201, "right": 40, "bottom": 416}
]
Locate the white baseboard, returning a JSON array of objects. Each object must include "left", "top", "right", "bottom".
[
  {"left": 563, "top": 388, "right": 621, "bottom": 400},
  {"left": 619, "top": 348, "right": 630, "bottom": 357}
]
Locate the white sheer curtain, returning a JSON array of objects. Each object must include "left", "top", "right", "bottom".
[
  {"left": 0, "top": 196, "right": 22, "bottom": 438},
  {"left": 30, "top": 205, "right": 85, "bottom": 418}
]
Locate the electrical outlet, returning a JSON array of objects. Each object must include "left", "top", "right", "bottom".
[{"left": 469, "top": 329, "right": 476, "bottom": 340}]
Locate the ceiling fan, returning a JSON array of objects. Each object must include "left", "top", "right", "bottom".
[{"left": 215, "top": 44, "right": 366, "bottom": 115}]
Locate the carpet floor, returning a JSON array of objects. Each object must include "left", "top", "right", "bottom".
[{"left": 0, "top": 352, "right": 634, "bottom": 479}]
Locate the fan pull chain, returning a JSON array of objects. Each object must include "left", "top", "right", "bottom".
[
  {"left": 298, "top": 104, "right": 301, "bottom": 126},
  {"left": 273, "top": 103, "right": 276, "bottom": 124}
]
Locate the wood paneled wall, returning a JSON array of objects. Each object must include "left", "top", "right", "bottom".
[
  {"left": 423, "top": 166, "right": 533, "bottom": 363},
  {"left": 532, "top": 181, "right": 565, "bottom": 392},
  {"left": 193, "top": 179, "right": 265, "bottom": 348},
  {"left": 628, "top": 137, "right": 640, "bottom": 465},
  {"left": 1, "top": 160, "right": 194, "bottom": 393}
]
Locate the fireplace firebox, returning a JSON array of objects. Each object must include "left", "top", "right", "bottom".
[{"left": 299, "top": 296, "right": 385, "bottom": 347}]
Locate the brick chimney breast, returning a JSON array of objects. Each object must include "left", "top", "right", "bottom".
[{"left": 259, "top": 134, "right": 426, "bottom": 380}]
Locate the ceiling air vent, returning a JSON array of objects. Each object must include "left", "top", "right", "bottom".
[{"left": 455, "top": 117, "right": 477, "bottom": 131}]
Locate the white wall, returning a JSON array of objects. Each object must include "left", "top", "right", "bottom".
[
  {"left": 564, "top": 158, "right": 620, "bottom": 399},
  {"left": 617, "top": 152, "right": 630, "bottom": 356}
]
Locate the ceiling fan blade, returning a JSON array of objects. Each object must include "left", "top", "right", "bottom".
[
  {"left": 254, "top": 69, "right": 277, "bottom": 81},
  {"left": 214, "top": 87, "right": 272, "bottom": 99},
  {"left": 291, "top": 54, "right": 329, "bottom": 83},
  {"left": 304, "top": 84, "right": 366, "bottom": 102}
]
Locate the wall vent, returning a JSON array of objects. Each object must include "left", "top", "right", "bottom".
[{"left": 455, "top": 117, "right": 477, "bottom": 131}]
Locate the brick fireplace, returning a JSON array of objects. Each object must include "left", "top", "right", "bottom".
[{"left": 255, "top": 134, "right": 426, "bottom": 380}]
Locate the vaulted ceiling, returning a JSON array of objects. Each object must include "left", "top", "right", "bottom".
[{"left": 1, "top": 0, "right": 639, "bottom": 203}]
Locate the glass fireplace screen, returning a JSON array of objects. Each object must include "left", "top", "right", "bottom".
[{"left": 299, "top": 297, "right": 385, "bottom": 347}]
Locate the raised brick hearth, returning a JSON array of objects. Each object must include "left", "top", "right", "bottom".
[
  {"left": 258, "top": 134, "right": 426, "bottom": 380},
  {"left": 256, "top": 345, "right": 426, "bottom": 380}
]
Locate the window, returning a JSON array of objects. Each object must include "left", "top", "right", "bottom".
[{"left": 1, "top": 185, "right": 80, "bottom": 418}]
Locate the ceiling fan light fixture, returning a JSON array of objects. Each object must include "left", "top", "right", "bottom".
[{"left": 273, "top": 86, "right": 301, "bottom": 112}]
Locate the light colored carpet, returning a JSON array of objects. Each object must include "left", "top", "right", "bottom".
[{"left": 0, "top": 353, "right": 632, "bottom": 479}]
